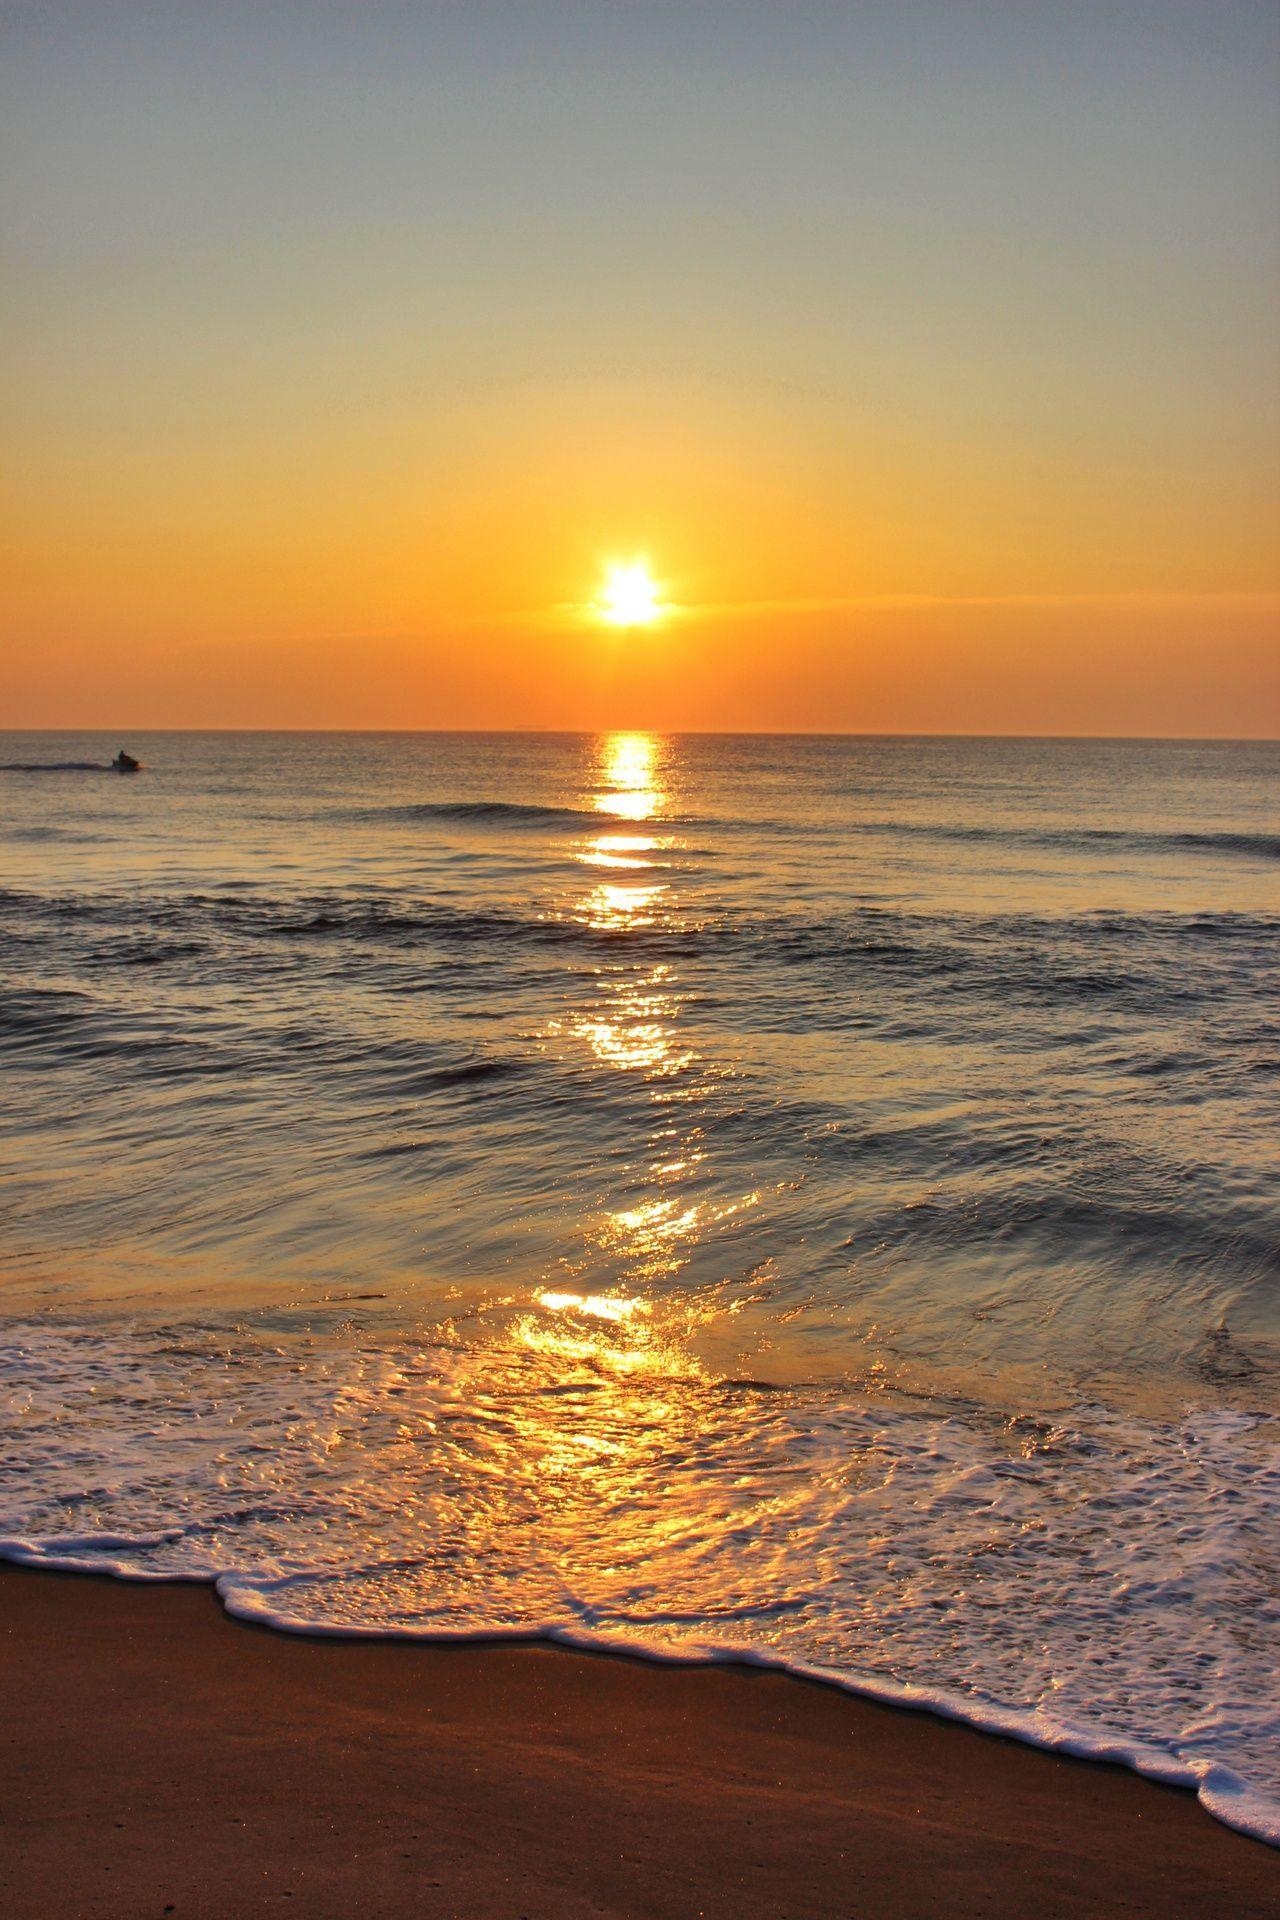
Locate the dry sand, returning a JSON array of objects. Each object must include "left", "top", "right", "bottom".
[{"left": 1, "top": 1564, "right": 1275, "bottom": 1919}]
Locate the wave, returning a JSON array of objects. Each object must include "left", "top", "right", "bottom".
[
  {"left": 1164, "top": 829, "right": 1280, "bottom": 859},
  {"left": 0, "top": 1540, "right": 1269, "bottom": 1848},
  {"left": 0, "top": 760, "right": 111, "bottom": 774},
  {"left": 346, "top": 799, "right": 603, "bottom": 827},
  {"left": 859, "top": 819, "right": 1280, "bottom": 861},
  {"left": 356, "top": 808, "right": 1280, "bottom": 861},
  {"left": 339, "top": 798, "right": 721, "bottom": 834},
  {"left": 0, "top": 1322, "right": 1275, "bottom": 1847},
  {"left": 2, "top": 886, "right": 1276, "bottom": 1012},
  {"left": 6, "top": 824, "right": 107, "bottom": 844}
]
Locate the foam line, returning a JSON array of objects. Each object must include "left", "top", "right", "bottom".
[{"left": 1, "top": 1540, "right": 1274, "bottom": 1850}]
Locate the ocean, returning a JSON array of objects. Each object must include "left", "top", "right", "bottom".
[{"left": 1, "top": 730, "right": 1276, "bottom": 1842}]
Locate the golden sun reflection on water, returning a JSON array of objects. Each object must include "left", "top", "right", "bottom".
[
  {"left": 514, "top": 1281, "right": 708, "bottom": 1384},
  {"left": 598, "top": 1186, "right": 762, "bottom": 1291},
  {"left": 579, "top": 880, "right": 668, "bottom": 931},
  {"left": 521, "top": 731, "right": 761, "bottom": 1419},
  {"left": 537, "top": 1290, "right": 645, "bottom": 1323},
  {"left": 576, "top": 834, "right": 659, "bottom": 871},
  {"left": 558, "top": 964, "right": 691, "bottom": 1075},
  {"left": 575, "top": 733, "right": 674, "bottom": 925},
  {"left": 594, "top": 731, "right": 664, "bottom": 823}
]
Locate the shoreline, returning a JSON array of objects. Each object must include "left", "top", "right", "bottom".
[{"left": 2, "top": 1564, "right": 1275, "bottom": 1919}]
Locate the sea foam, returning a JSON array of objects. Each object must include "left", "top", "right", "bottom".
[{"left": 2, "top": 1317, "right": 1276, "bottom": 1847}]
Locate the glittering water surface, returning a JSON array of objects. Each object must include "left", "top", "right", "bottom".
[{"left": 1, "top": 732, "right": 1277, "bottom": 1840}]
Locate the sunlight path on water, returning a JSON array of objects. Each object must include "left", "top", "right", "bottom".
[{"left": 0, "top": 730, "right": 1277, "bottom": 1842}]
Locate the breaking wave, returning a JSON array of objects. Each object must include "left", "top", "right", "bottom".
[{"left": 0, "top": 1319, "right": 1276, "bottom": 1846}]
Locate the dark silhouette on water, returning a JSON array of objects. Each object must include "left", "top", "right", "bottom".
[{"left": 112, "top": 750, "right": 140, "bottom": 773}]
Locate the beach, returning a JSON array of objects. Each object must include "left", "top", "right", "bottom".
[
  {"left": 6, "top": 4, "right": 1279, "bottom": 1911},
  {"left": 2, "top": 732, "right": 1278, "bottom": 1852},
  {"left": 2, "top": 1564, "right": 1275, "bottom": 1919}
]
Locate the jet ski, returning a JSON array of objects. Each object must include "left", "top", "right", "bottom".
[{"left": 112, "top": 750, "right": 141, "bottom": 773}]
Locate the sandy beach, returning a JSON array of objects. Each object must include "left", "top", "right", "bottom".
[{"left": 1, "top": 1564, "right": 1274, "bottom": 1919}]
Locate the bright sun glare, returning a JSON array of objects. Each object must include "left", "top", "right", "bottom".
[{"left": 598, "top": 560, "right": 662, "bottom": 627}]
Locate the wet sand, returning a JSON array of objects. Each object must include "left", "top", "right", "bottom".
[{"left": 1, "top": 1564, "right": 1274, "bottom": 1919}]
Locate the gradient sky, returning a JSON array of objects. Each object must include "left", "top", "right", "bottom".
[{"left": 3, "top": 0, "right": 1278, "bottom": 733}]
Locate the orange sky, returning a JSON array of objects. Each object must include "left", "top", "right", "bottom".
[{"left": 3, "top": 4, "right": 1278, "bottom": 735}]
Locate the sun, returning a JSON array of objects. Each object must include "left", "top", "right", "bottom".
[{"left": 597, "top": 560, "right": 663, "bottom": 627}]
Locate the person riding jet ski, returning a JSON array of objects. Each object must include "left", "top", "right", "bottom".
[{"left": 112, "top": 749, "right": 140, "bottom": 773}]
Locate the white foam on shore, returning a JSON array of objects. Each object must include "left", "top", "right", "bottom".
[{"left": 2, "top": 1318, "right": 1276, "bottom": 1848}]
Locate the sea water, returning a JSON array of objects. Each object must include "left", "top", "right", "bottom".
[{"left": 1, "top": 731, "right": 1276, "bottom": 1841}]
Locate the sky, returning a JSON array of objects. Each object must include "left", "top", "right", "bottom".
[{"left": 2, "top": 0, "right": 1278, "bottom": 734}]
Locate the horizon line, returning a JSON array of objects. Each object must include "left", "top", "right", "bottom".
[{"left": 5, "top": 727, "right": 1277, "bottom": 744}]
